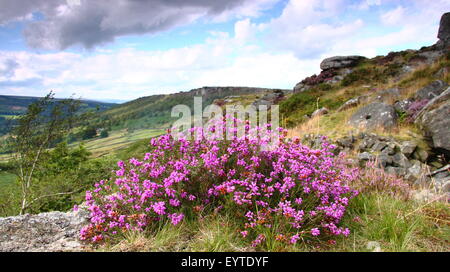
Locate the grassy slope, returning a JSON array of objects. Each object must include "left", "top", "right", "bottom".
[
  {"left": 97, "top": 192, "right": 449, "bottom": 252},
  {"left": 284, "top": 52, "right": 450, "bottom": 143},
  {"left": 93, "top": 87, "right": 286, "bottom": 131}
]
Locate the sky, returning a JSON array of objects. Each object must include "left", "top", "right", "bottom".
[{"left": 0, "top": 0, "right": 449, "bottom": 102}]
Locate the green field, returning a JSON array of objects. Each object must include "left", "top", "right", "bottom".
[
  {"left": 71, "top": 128, "right": 165, "bottom": 158},
  {"left": 0, "top": 171, "right": 17, "bottom": 187},
  {"left": 0, "top": 128, "right": 165, "bottom": 162}
]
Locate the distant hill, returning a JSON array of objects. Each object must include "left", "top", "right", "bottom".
[
  {"left": 0, "top": 95, "right": 117, "bottom": 135},
  {"left": 91, "top": 86, "right": 290, "bottom": 131}
]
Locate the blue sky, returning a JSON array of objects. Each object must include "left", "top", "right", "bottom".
[{"left": 0, "top": 0, "right": 449, "bottom": 102}]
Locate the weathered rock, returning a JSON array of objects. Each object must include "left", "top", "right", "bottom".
[
  {"left": 337, "top": 96, "right": 369, "bottom": 112},
  {"left": 394, "top": 99, "right": 413, "bottom": 113},
  {"left": 381, "top": 146, "right": 396, "bottom": 156},
  {"left": 320, "top": 56, "right": 366, "bottom": 71},
  {"left": 311, "top": 107, "right": 329, "bottom": 118},
  {"left": 372, "top": 140, "right": 388, "bottom": 152},
  {"left": 412, "top": 148, "right": 429, "bottom": 163},
  {"left": 417, "top": 99, "right": 450, "bottom": 156},
  {"left": 377, "top": 153, "right": 393, "bottom": 168},
  {"left": 252, "top": 90, "right": 286, "bottom": 107},
  {"left": 336, "top": 136, "right": 355, "bottom": 148},
  {"left": 358, "top": 152, "right": 375, "bottom": 162},
  {"left": 293, "top": 82, "right": 307, "bottom": 93},
  {"left": 438, "top": 12, "right": 450, "bottom": 45},
  {"left": 414, "top": 80, "right": 449, "bottom": 100},
  {"left": 392, "top": 153, "right": 411, "bottom": 169},
  {"left": 400, "top": 141, "right": 417, "bottom": 158},
  {"left": 385, "top": 167, "right": 407, "bottom": 177},
  {"left": 0, "top": 208, "right": 89, "bottom": 252},
  {"left": 348, "top": 102, "right": 398, "bottom": 130},
  {"left": 374, "top": 88, "right": 400, "bottom": 103}
]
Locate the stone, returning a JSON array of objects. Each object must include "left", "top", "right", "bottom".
[
  {"left": 336, "top": 136, "right": 355, "bottom": 148},
  {"left": 385, "top": 167, "right": 407, "bottom": 176},
  {"left": 358, "top": 152, "right": 375, "bottom": 162},
  {"left": 407, "top": 161, "right": 426, "bottom": 179},
  {"left": 417, "top": 99, "right": 450, "bottom": 156},
  {"left": 293, "top": 82, "right": 308, "bottom": 93},
  {"left": 400, "top": 141, "right": 417, "bottom": 158},
  {"left": 412, "top": 148, "right": 429, "bottom": 163},
  {"left": 438, "top": 12, "right": 450, "bottom": 44},
  {"left": 377, "top": 153, "right": 393, "bottom": 168},
  {"left": 311, "top": 107, "right": 329, "bottom": 118},
  {"left": 381, "top": 146, "right": 396, "bottom": 156},
  {"left": 414, "top": 80, "right": 449, "bottom": 100},
  {"left": 348, "top": 102, "right": 398, "bottom": 130},
  {"left": 337, "top": 96, "right": 368, "bottom": 112},
  {"left": 394, "top": 99, "right": 413, "bottom": 113},
  {"left": 392, "top": 153, "right": 411, "bottom": 168},
  {"left": 374, "top": 88, "right": 400, "bottom": 103},
  {"left": 320, "top": 56, "right": 366, "bottom": 70},
  {"left": 371, "top": 141, "right": 387, "bottom": 152},
  {"left": 0, "top": 208, "right": 89, "bottom": 252}
]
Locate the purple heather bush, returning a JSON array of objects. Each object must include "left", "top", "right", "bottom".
[
  {"left": 406, "top": 99, "right": 429, "bottom": 123},
  {"left": 80, "top": 118, "right": 360, "bottom": 248},
  {"left": 301, "top": 69, "right": 337, "bottom": 86}
]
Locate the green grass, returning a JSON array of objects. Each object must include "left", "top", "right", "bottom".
[
  {"left": 71, "top": 128, "right": 165, "bottom": 158},
  {"left": 0, "top": 171, "right": 17, "bottom": 187},
  {"left": 96, "top": 192, "right": 449, "bottom": 252}
]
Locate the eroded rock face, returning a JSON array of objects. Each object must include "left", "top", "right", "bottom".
[
  {"left": 0, "top": 208, "right": 89, "bottom": 252},
  {"left": 419, "top": 100, "right": 450, "bottom": 155},
  {"left": 438, "top": 12, "right": 450, "bottom": 44},
  {"left": 320, "top": 56, "right": 366, "bottom": 71},
  {"left": 348, "top": 102, "right": 398, "bottom": 130},
  {"left": 414, "top": 80, "right": 449, "bottom": 100}
]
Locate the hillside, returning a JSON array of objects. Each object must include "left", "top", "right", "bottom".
[
  {"left": 90, "top": 86, "right": 290, "bottom": 131},
  {"left": 0, "top": 95, "right": 117, "bottom": 135}
]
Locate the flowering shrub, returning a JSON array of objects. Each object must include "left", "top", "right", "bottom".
[
  {"left": 80, "top": 119, "right": 359, "bottom": 248},
  {"left": 354, "top": 161, "right": 411, "bottom": 200},
  {"left": 406, "top": 99, "right": 429, "bottom": 123},
  {"left": 301, "top": 69, "right": 337, "bottom": 86}
]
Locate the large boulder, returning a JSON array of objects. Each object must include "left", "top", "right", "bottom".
[
  {"left": 414, "top": 80, "right": 449, "bottom": 100},
  {"left": 311, "top": 107, "right": 329, "bottom": 118},
  {"left": 337, "top": 95, "right": 369, "bottom": 112},
  {"left": 417, "top": 100, "right": 450, "bottom": 156},
  {"left": 438, "top": 12, "right": 450, "bottom": 44},
  {"left": 348, "top": 102, "right": 398, "bottom": 130},
  {"left": 0, "top": 208, "right": 89, "bottom": 252},
  {"left": 320, "top": 56, "right": 366, "bottom": 71}
]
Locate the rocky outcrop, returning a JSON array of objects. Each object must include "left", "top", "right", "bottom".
[
  {"left": 337, "top": 96, "right": 369, "bottom": 112},
  {"left": 438, "top": 12, "right": 450, "bottom": 45},
  {"left": 417, "top": 100, "right": 450, "bottom": 156},
  {"left": 414, "top": 80, "right": 449, "bottom": 100},
  {"left": 252, "top": 90, "right": 286, "bottom": 107},
  {"left": 301, "top": 133, "right": 441, "bottom": 188},
  {"left": 414, "top": 86, "right": 450, "bottom": 156},
  {"left": 348, "top": 102, "right": 398, "bottom": 130},
  {"left": 320, "top": 56, "right": 366, "bottom": 70},
  {"left": 0, "top": 208, "right": 89, "bottom": 252},
  {"left": 311, "top": 107, "right": 329, "bottom": 118}
]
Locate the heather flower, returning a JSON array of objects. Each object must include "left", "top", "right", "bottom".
[
  {"left": 80, "top": 117, "right": 361, "bottom": 247},
  {"left": 311, "top": 228, "right": 320, "bottom": 236}
]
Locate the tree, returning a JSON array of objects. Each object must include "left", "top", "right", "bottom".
[
  {"left": 8, "top": 91, "right": 84, "bottom": 215},
  {"left": 100, "top": 129, "right": 109, "bottom": 138},
  {"left": 82, "top": 126, "right": 97, "bottom": 140}
]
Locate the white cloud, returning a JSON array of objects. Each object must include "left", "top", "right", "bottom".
[{"left": 381, "top": 6, "right": 406, "bottom": 25}]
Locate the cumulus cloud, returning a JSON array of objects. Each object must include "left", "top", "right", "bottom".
[{"left": 0, "top": 0, "right": 277, "bottom": 50}]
